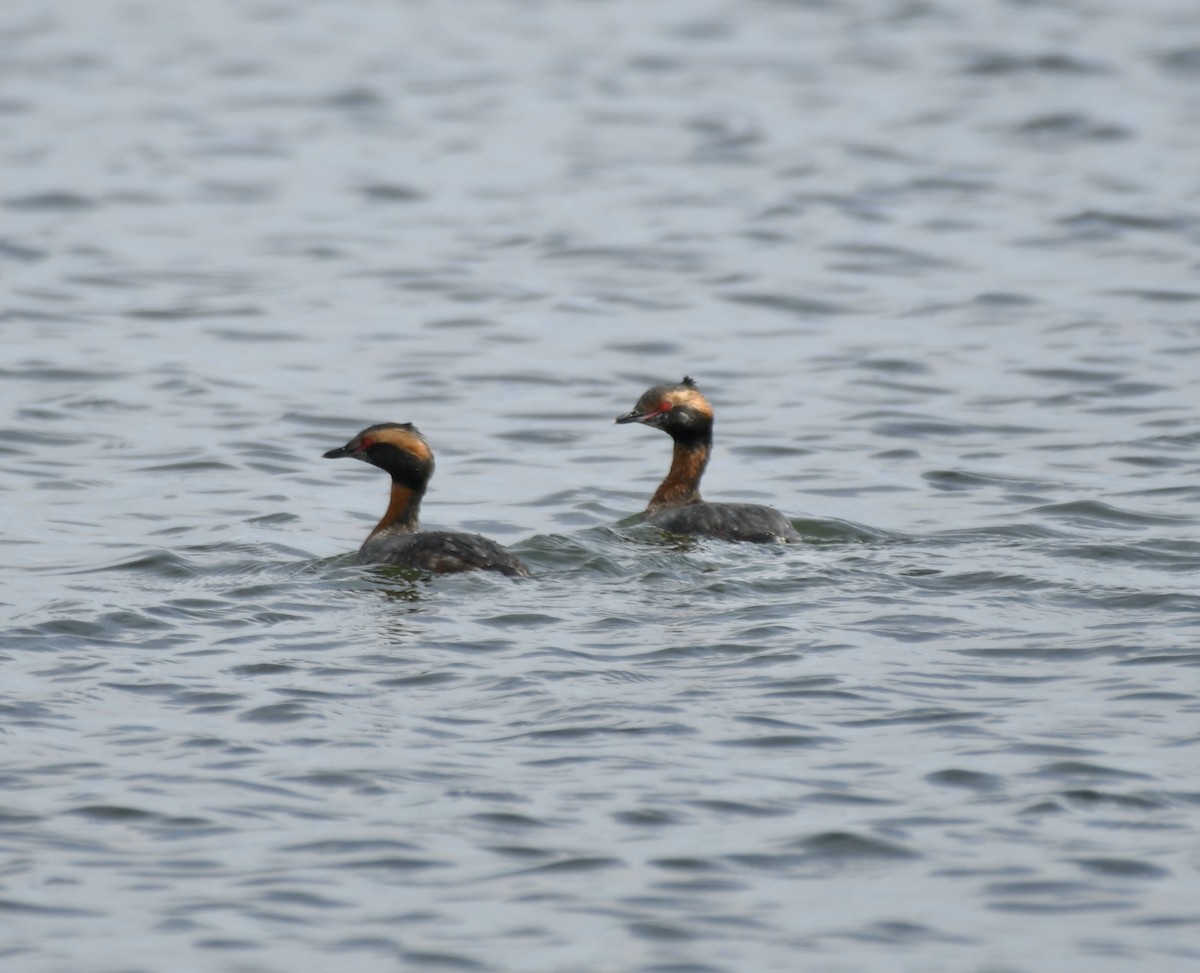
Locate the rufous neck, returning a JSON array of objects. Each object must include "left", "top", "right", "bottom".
[
  {"left": 369, "top": 481, "right": 423, "bottom": 537},
  {"left": 647, "top": 439, "right": 710, "bottom": 511}
]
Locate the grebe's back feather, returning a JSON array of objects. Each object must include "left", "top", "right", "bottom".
[
  {"left": 358, "top": 529, "right": 531, "bottom": 577},
  {"left": 645, "top": 502, "right": 799, "bottom": 544}
]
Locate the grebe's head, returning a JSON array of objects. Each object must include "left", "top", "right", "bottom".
[
  {"left": 615, "top": 376, "right": 713, "bottom": 442},
  {"left": 323, "top": 422, "right": 435, "bottom": 487}
]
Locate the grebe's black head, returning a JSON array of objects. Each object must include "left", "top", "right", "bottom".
[
  {"left": 323, "top": 422, "right": 435, "bottom": 489},
  {"left": 615, "top": 376, "right": 713, "bottom": 444}
]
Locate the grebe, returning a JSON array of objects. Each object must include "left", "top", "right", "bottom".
[
  {"left": 615, "top": 377, "right": 800, "bottom": 543},
  {"left": 323, "top": 422, "right": 531, "bottom": 577}
]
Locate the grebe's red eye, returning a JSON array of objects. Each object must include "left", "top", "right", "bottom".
[
  {"left": 360, "top": 437, "right": 375, "bottom": 449},
  {"left": 658, "top": 401, "right": 672, "bottom": 413}
]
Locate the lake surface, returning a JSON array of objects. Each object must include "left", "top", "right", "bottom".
[{"left": 3, "top": 1, "right": 1200, "bottom": 970}]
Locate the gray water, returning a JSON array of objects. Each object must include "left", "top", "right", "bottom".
[{"left": 3, "top": 1, "right": 1200, "bottom": 970}]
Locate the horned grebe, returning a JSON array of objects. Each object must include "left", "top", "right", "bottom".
[
  {"left": 323, "top": 422, "right": 530, "bottom": 577},
  {"left": 615, "top": 377, "right": 800, "bottom": 543}
]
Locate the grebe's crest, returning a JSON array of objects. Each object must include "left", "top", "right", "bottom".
[
  {"left": 615, "top": 376, "right": 713, "bottom": 428},
  {"left": 324, "top": 422, "right": 433, "bottom": 464}
]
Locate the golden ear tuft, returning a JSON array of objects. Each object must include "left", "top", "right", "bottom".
[{"left": 368, "top": 425, "right": 433, "bottom": 462}]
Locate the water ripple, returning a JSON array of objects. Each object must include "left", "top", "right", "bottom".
[{"left": 3, "top": 1, "right": 1200, "bottom": 970}]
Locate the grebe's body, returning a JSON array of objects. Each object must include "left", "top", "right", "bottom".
[
  {"left": 324, "top": 423, "right": 530, "bottom": 577},
  {"left": 615, "top": 377, "right": 799, "bottom": 544}
]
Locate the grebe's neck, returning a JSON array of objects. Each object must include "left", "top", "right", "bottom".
[
  {"left": 369, "top": 481, "right": 424, "bottom": 537},
  {"left": 647, "top": 437, "right": 710, "bottom": 512}
]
